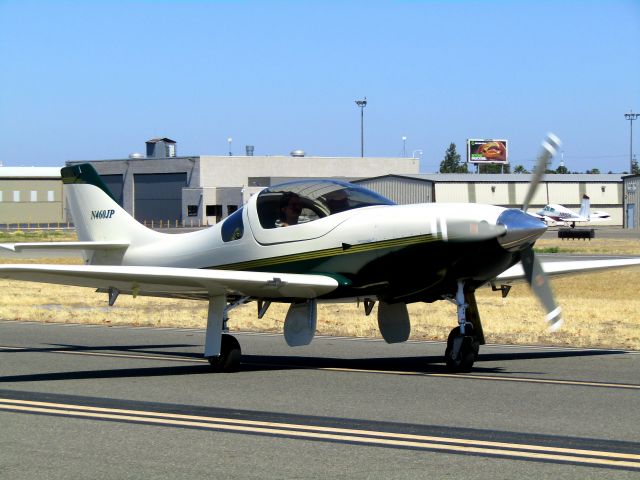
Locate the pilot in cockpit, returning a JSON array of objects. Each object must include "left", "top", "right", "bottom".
[{"left": 275, "top": 192, "right": 302, "bottom": 227}]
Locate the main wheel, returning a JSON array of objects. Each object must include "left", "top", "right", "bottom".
[
  {"left": 444, "top": 324, "right": 479, "bottom": 373},
  {"left": 207, "top": 334, "right": 242, "bottom": 372}
]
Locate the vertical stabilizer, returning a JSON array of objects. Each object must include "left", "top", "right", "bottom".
[
  {"left": 62, "top": 164, "right": 162, "bottom": 244},
  {"left": 579, "top": 194, "right": 590, "bottom": 219}
]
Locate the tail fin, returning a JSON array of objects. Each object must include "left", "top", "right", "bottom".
[
  {"left": 579, "top": 194, "right": 590, "bottom": 219},
  {"left": 62, "top": 164, "right": 162, "bottom": 244}
]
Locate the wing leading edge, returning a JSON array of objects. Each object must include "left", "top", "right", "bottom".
[
  {"left": 496, "top": 257, "right": 640, "bottom": 283},
  {"left": 0, "top": 242, "right": 129, "bottom": 253},
  {"left": 0, "top": 264, "right": 339, "bottom": 299}
]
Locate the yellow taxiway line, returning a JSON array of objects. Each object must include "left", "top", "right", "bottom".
[{"left": 0, "top": 397, "right": 639, "bottom": 469}]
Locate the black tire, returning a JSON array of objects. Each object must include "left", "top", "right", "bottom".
[
  {"left": 207, "top": 334, "right": 242, "bottom": 372},
  {"left": 444, "top": 324, "right": 479, "bottom": 373}
]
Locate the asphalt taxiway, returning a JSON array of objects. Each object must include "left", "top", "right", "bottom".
[{"left": 1, "top": 320, "right": 639, "bottom": 479}]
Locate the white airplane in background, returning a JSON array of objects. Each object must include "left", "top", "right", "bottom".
[
  {"left": 1, "top": 134, "right": 639, "bottom": 373},
  {"left": 536, "top": 195, "right": 611, "bottom": 228}
]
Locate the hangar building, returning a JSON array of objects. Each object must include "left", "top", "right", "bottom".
[
  {"left": 68, "top": 140, "right": 419, "bottom": 226},
  {"left": 623, "top": 174, "right": 640, "bottom": 228},
  {"left": 3, "top": 137, "right": 634, "bottom": 229},
  {"left": 353, "top": 173, "right": 625, "bottom": 226},
  {"left": 0, "top": 167, "right": 66, "bottom": 225}
]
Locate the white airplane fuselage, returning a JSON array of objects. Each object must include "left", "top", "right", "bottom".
[{"left": 68, "top": 181, "right": 524, "bottom": 304}]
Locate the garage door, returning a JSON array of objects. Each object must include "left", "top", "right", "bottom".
[{"left": 134, "top": 172, "right": 187, "bottom": 223}]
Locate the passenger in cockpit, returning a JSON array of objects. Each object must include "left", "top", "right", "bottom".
[{"left": 325, "top": 189, "right": 349, "bottom": 213}]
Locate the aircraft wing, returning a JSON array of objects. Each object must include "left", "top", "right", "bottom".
[
  {"left": 0, "top": 264, "right": 339, "bottom": 299},
  {"left": 0, "top": 241, "right": 129, "bottom": 253},
  {"left": 495, "top": 257, "right": 640, "bottom": 283}
]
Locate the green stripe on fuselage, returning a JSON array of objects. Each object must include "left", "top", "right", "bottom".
[{"left": 210, "top": 233, "right": 439, "bottom": 272}]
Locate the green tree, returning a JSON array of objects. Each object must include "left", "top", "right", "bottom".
[
  {"left": 632, "top": 157, "right": 639, "bottom": 175},
  {"left": 555, "top": 165, "right": 569, "bottom": 174},
  {"left": 439, "top": 143, "right": 468, "bottom": 173},
  {"left": 513, "top": 165, "right": 529, "bottom": 174},
  {"left": 478, "top": 163, "right": 510, "bottom": 174},
  {"left": 586, "top": 168, "right": 601, "bottom": 174}
]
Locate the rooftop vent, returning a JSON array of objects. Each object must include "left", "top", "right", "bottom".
[
  {"left": 145, "top": 137, "right": 177, "bottom": 158},
  {"left": 290, "top": 149, "right": 305, "bottom": 157}
]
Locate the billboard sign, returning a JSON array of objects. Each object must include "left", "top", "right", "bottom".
[{"left": 467, "top": 139, "right": 508, "bottom": 164}]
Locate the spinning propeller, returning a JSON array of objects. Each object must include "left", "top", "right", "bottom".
[{"left": 501, "top": 133, "right": 563, "bottom": 330}]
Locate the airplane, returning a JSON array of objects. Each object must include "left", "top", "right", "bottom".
[
  {"left": 536, "top": 195, "right": 611, "bottom": 228},
  {"left": 1, "top": 134, "right": 639, "bottom": 373}
]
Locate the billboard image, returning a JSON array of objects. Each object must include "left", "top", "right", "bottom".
[{"left": 467, "top": 139, "right": 508, "bottom": 164}]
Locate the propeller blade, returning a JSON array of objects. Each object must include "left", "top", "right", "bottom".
[
  {"left": 522, "top": 133, "right": 562, "bottom": 212},
  {"left": 520, "top": 246, "right": 563, "bottom": 331}
]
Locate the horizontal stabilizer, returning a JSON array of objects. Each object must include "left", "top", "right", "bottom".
[
  {"left": 0, "top": 241, "right": 129, "bottom": 253},
  {"left": 496, "top": 257, "right": 640, "bottom": 283},
  {"left": 0, "top": 264, "right": 339, "bottom": 299}
]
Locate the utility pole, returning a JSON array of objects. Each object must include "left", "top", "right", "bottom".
[
  {"left": 355, "top": 97, "right": 367, "bottom": 157},
  {"left": 625, "top": 110, "right": 639, "bottom": 173},
  {"left": 402, "top": 136, "right": 407, "bottom": 157}
]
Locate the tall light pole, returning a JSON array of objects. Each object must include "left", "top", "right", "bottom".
[
  {"left": 402, "top": 136, "right": 407, "bottom": 157},
  {"left": 625, "top": 110, "right": 639, "bottom": 173},
  {"left": 227, "top": 137, "right": 233, "bottom": 156},
  {"left": 355, "top": 97, "right": 367, "bottom": 157}
]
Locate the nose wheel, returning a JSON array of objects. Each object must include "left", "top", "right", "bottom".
[
  {"left": 444, "top": 323, "right": 479, "bottom": 372},
  {"left": 444, "top": 281, "right": 484, "bottom": 373}
]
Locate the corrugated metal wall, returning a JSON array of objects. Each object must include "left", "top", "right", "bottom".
[
  {"left": 624, "top": 176, "right": 639, "bottom": 228},
  {"left": 354, "top": 177, "right": 433, "bottom": 204}
]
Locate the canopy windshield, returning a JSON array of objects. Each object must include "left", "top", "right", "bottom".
[{"left": 256, "top": 180, "right": 395, "bottom": 229}]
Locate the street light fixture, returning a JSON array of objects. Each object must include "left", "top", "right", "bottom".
[
  {"left": 355, "top": 97, "right": 367, "bottom": 157},
  {"left": 227, "top": 137, "right": 233, "bottom": 156},
  {"left": 402, "top": 136, "right": 407, "bottom": 157},
  {"left": 625, "top": 110, "right": 639, "bottom": 173}
]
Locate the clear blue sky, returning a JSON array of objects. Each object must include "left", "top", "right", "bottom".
[{"left": 1, "top": 0, "right": 638, "bottom": 173}]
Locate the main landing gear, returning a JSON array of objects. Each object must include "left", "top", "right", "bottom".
[
  {"left": 444, "top": 281, "right": 484, "bottom": 373},
  {"left": 203, "top": 295, "right": 246, "bottom": 373}
]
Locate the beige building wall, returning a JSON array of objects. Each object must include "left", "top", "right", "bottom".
[
  {"left": 473, "top": 183, "right": 510, "bottom": 204},
  {"left": 199, "top": 156, "right": 419, "bottom": 187},
  {"left": 0, "top": 178, "right": 65, "bottom": 224}
]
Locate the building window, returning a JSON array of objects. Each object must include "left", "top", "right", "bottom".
[
  {"left": 206, "top": 205, "right": 223, "bottom": 222},
  {"left": 47, "top": 191, "right": 55, "bottom": 202},
  {"left": 30, "top": 191, "right": 38, "bottom": 202},
  {"left": 13, "top": 191, "right": 20, "bottom": 202},
  {"left": 227, "top": 205, "right": 238, "bottom": 215},
  {"left": 187, "top": 205, "right": 198, "bottom": 217}
]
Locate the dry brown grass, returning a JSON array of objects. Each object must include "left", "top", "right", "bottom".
[
  {"left": 1, "top": 238, "right": 639, "bottom": 349},
  {"left": 534, "top": 237, "right": 640, "bottom": 255}
]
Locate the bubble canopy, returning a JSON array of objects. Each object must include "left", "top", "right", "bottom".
[{"left": 256, "top": 180, "right": 395, "bottom": 229}]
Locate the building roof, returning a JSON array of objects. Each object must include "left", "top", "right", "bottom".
[
  {"left": 146, "top": 137, "right": 176, "bottom": 144},
  {"left": 356, "top": 173, "right": 624, "bottom": 183},
  {"left": 0, "top": 167, "right": 62, "bottom": 178}
]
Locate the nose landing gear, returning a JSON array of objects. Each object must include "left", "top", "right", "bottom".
[{"left": 444, "top": 281, "right": 484, "bottom": 373}]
